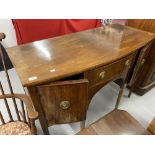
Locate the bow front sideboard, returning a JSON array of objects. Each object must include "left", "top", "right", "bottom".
[{"left": 6, "top": 24, "right": 155, "bottom": 134}]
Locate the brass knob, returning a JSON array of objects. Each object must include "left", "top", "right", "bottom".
[
  {"left": 60, "top": 101, "right": 70, "bottom": 110},
  {"left": 141, "top": 58, "right": 146, "bottom": 65},
  {"left": 125, "top": 59, "right": 130, "bottom": 66},
  {"left": 99, "top": 71, "right": 106, "bottom": 79}
]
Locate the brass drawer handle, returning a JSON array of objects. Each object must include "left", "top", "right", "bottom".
[
  {"left": 125, "top": 59, "right": 130, "bottom": 66},
  {"left": 60, "top": 101, "right": 70, "bottom": 110},
  {"left": 99, "top": 71, "right": 106, "bottom": 79},
  {"left": 141, "top": 58, "right": 146, "bottom": 65}
]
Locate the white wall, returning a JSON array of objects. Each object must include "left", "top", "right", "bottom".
[{"left": 0, "top": 19, "right": 17, "bottom": 48}]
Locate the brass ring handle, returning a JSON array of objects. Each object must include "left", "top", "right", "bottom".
[
  {"left": 60, "top": 101, "right": 70, "bottom": 110},
  {"left": 125, "top": 59, "right": 130, "bottom": 66},
  {"left": 99, "top": 71, "right": 106, "bottom": 79},
  {"left": 141, "top": 58, "right": 146, "bottom": 65}
]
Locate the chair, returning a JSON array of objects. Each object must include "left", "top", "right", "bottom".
[
  {"left": 0, "top": 93, "right": 38, "bottom": 135},
  {"left": 0, "top": 33, "right": 38, "bottom": 135},
  {"left": 77, "top": 109, "right": 155, "bottom": 135}
]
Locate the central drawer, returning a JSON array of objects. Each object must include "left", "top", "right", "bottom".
[{"left": 87, "top": 54, "right": 135, "bottom": 87}]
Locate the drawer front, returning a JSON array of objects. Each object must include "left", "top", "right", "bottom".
[
  {"left": 38, "top": 79, "right": 88, "bottom": 125},
  {"left": 87, "top": 54, "right": 134, "bottom": 87}
]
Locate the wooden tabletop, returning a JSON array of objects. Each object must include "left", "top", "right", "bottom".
[{"left": 7, "top": 24, "right": 155, "bottom": 87}]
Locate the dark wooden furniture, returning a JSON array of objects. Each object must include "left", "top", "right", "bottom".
[
  {"left": 6, "top": 24, "right": 155, "bottom": 134},
  {"left": 0, "top": 33, "right": 38, "bottom": 135},
  {"left": 38, "top": 79, "right": 89, "bottom": 128},
  {"left": 77, "top": 109, "right": 153, "bottom": 135},
  {"left": 127, "top": 20, "right": 155, "bottom": 96}
]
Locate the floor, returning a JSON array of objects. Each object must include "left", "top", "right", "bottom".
[{"left": 0, "top": 68, "right": 155, "bottom": 135}]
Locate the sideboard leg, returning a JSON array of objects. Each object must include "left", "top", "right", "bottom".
[
  {"left": 115, "top": 79, "right": 125, "bottom": 109},
  {"left": 80, "top": 120, "right": 86, "bottom": 130},
  {"left": 128, "top": 88, "right": 133, "bottom": 98}
]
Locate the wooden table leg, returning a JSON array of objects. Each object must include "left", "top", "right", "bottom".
[
  {"left": 80, "top": 120, "right": 86, "bottom": 130},
  {"left": 115, "top": 79, "right": 125, "bottom": 109},
  {"left": 26, "top": 86, "right": 50, "bottom": 135},
  {"left": 128, "top": 86, "right": 133, "bottom": 98}
]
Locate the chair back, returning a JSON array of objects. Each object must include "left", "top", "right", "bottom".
[
  {"left": 0, "top": 93, "right": 29, "bottom": 125},
  {"left": 0, "top": 33, "right": 28, "bottom": 125}
]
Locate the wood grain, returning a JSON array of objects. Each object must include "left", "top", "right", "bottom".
[
  {"left": 128, "top": 41, "right": 152, "bottom": 97},
  {"left": 127, "top": 20, "right": 155, "bottom": 95},
  {"left": 6, "top": 24, "right": 155, "bottom": 87},
  {"left": 0, "top": 82, "right": 13, "bottom": 121},
  {"left": 87, "top": 53, "right": 134, "bottom": 88},
  {"left": 38, "top": 79, "right": 88, "bottom": 125},
  {"left": 6, "top": 24, "right": 155, "bottom": 135},
  {"left": 77, "top": 110, "right": 151, "bottom": 135}
]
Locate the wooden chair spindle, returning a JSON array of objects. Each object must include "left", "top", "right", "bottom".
[
  {"left": 0, "top": 45, "right": 21, "bottom": 121},
  {"left": 0, "top": 111, "right": 5, "bottom": 124},
  {"left": 20, "top": 100, "right": 27, "bottom": 122},
  {"left": 0, "top": 82, "right": 13, "bottom": 121}
]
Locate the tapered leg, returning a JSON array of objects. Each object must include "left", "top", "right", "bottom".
[
  {"left": 80, "top": 120, "right": 86, "bottom": 130},
  {"left": 128, "top": 87, "right": 133, "bottom": 98},
  {"left": 115, "top": 79, "right": 125, "bottom": 109}
]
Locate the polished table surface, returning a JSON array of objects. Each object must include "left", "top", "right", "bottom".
[
  {"left": 6, "top": 24, "right": 155, "bottom": 135},
  {"left": 7, "top": 24, "right": 155, "bottom": 87}
]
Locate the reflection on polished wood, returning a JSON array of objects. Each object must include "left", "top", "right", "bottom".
[
  {"left": 6, "top": 24, "right": 155, "bottom": 134},
  {"left": 7, "top": 24, "right": 155, "bottom": 87},
  {"left": 77, "top": 110, "right": 151, "bottom": 135}
]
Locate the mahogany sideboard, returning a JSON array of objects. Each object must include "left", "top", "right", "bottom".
[
  {"left": 127, "top": 20, "right": 155, "bottom": 95},
  {"left": 6, "top": 24, "right": 155, "bottom": 134}
]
